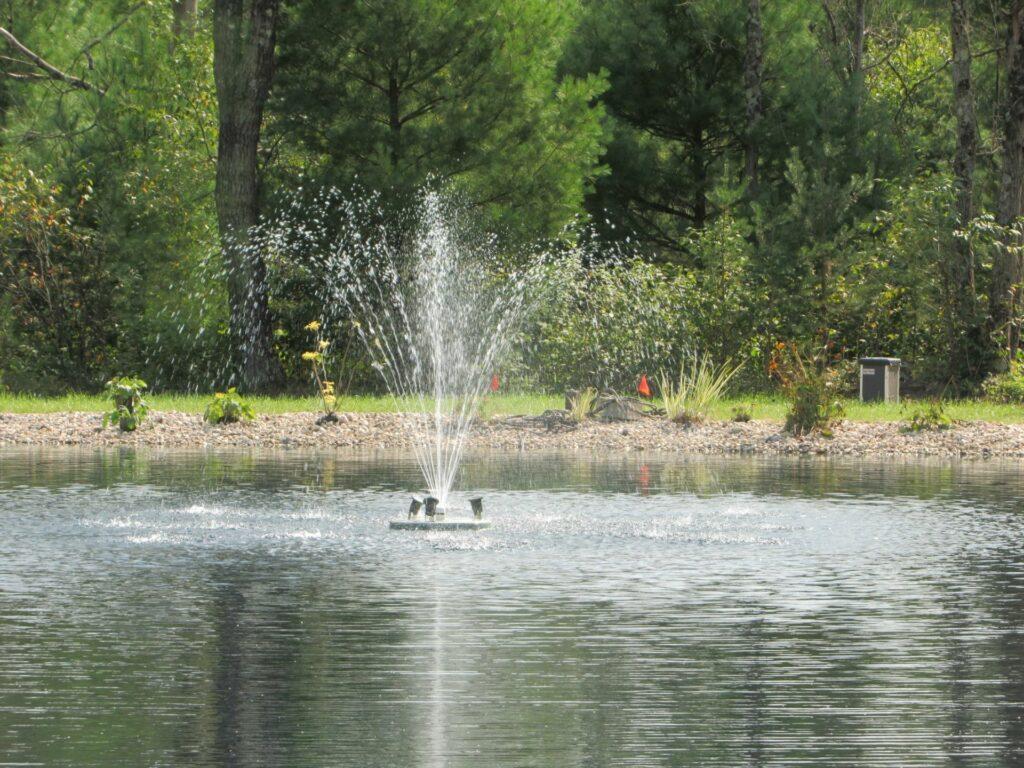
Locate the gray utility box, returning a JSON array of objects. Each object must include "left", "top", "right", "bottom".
[{"left": 859, "top": 357, "right": 901, "bottom": 403}]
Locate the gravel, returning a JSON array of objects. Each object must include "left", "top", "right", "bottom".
[{"left": 2, "top": 411, "right": 1024, "bottom": 458}]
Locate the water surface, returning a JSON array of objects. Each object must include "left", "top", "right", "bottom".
[{"left": 1, "top": 448, "right": 1024, "bottom": 766}]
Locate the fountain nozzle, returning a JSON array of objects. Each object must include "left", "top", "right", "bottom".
[
  {"left": 424, "top": 496, "right": 441, "bottom": 520},
  {"left": 408, "top": 497, "right": 424, "bottom": 519},
  {"left": 470, "top": 497, "right": 483, "bottom": 519}
]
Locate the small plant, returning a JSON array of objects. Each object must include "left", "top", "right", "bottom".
[
  {"left": 903, "top": 400, "right": 952, "bottom": 432},
  {"left": 567, "top": 387, "right": 597, "bottom": 423},
  {"left": 204, "top": 387, "right": 255, "bottom": 425},
  {"left": 303, "top": 320, "right": 338, "bottom": 422},
  {"left": 770, "top": 343, "right": 844, "bottom": 437},
  {"left": 102, "top": 376, "right": 149, "bottom": 432},
  {"left": 658, "top": 352, "right": 743, "bottom": 424},
  {"left": 731, "top": 404, "right": 753, "bottom": 422}
]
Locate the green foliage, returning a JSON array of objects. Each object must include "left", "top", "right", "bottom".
[
  {"left": 102, "top": 377, "right": 149, "bottom": 432},
  {"left": 982, "top": 359, "right": 1024, "bottom": 404},
  {"left": 658, "top": 353, "right": 743, "bottom": 424},
  {"left": 0, "top": 160, "right": 120, "bottom": 391},
  {"left": 0, "top": 0, "right": 1018, "bottom": 396},
  {"left": 563, "top": 0, "right": 745, "bottom": 244},
  {"left": 517, "top": 253, "right": 690, "bottom": 393},
  {"left": 903, "top": 400, "right": 952, "bottom": 432},
  {"left": 272, "top": 0, "right": 607, "bottom": 239},
  {"left": 203, "top": 388, "right": 255, "bottom": 425},
  {"left": 771, "top": 344, "right": 845, "bottom": 437}
]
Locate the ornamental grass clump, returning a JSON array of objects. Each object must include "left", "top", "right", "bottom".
[
  {"left": 567, "top": 387, "right": 597, "bottom": 423},
  {"left": 204, "top": 387, "right": 254, "bottom": 425},
  {"left": 303, "top": 320, "right": 337, "bottom": 422},
  {"left": 769, "top": 343, "right": 844, "bottom": 437},
  {"left": 658, "top": 352, "right": 743, "bottom": 424},
  {"left": 102, "top": 376, "right": 149, "bottom": 432}
]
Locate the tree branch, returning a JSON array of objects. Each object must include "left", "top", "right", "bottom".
[{"left": 0, "top": 25, "right": 99, "bottom": 92}]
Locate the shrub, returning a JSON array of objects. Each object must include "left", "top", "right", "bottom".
[
  {"left": 567, "top": 387, "right": 597, "bottom": 423},
  {"left": 658, "top": 352, "right": 743, "bottom": 424},
  {"left": 731, "top": 404, "right": 753, "bottom": 422},
  {"left": 982, "top": 362, "right": 1024, "bottom": 403},
  {"left": 204, "top": 387, "right": 255, "bottom": 425},
  {"left": 102, "top": 376, "right": 149, "bottom": 432},
  {"left": 903, "top": 400, "right": 952, "bottom": 432},
  {"left": 770, "top": 343, "right": 844, "bottom": 437},
  {"left": 517, "top": 253, "right": 691, "bottom": 393}
]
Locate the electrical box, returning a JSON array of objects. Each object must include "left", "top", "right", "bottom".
[{"left": 859, "top": 357, "right": 901, "bottom": 403}]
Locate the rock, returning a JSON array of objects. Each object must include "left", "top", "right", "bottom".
[{"left": 593, "top": 396, "right": 646, "bottom": 422}]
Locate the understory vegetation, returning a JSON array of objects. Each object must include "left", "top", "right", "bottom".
[{"left": 4, "top": 1, "right": 1024, "bottom": 408}]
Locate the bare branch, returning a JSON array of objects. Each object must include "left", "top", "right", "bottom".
[
  {"left": 0, "top": 26, "right": 99, "bottom": 92},
  {"left": 2, "top": 71, "right": 46, "bottom": 81}
]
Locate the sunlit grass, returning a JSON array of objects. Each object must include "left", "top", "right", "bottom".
[
  {"left": 0, "top": 392, "right": 563, "bottom": 417},
  {"left": 1, "top": 391, "right": 1022, "bottom": 423}
]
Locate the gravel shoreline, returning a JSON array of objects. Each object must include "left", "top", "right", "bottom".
[{"left": 2, "top": 410, "right": 1024, "bottom": 458}]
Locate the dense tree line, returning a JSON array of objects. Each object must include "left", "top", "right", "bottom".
[{"left": 3, "top": 0, "right": 1024, "bottom": 395}]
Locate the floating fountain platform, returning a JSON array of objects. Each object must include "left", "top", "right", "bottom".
[
  {"left": 389, "top": 519, "right": 491, "bottom": 531},
  {"left": 391, "top": 496, "right": 490, "bottom": 530}
]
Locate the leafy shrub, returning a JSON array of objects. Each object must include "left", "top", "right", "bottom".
[
  {"left": 102, "top": 376, "right": 149, "bottom": 432},
  {"left": 517, "top": 253, "right": 691, "bottom": 393},
  {"left": 204, "top": 388, "right": 255, "bottom": 424},
  {"left": 982, "top": 362, "right": 1024, "bottom": 404},
  {"left": 658, "top": 352, "right": 743, "bottom": 424},
  {"left": 903, "top": 400, "right": 952, "bottom": 432},
  {"left": 567, "top": 387, "right": 597, "bottom": 423},
  {"left": 770, "top": 344, "right": 844, "bottom": 437},
  {"left": 0, "top": 162, "right": 122, "bottom": 391}
]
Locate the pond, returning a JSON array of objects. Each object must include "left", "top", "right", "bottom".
[{"left": 2, "top": 448, "right": 1024, "bottom": 766}]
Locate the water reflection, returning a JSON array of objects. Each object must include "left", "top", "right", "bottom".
[{"left": 1, "top": 448, "right": 1024, "bottom": 766}]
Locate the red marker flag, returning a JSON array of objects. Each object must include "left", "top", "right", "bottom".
[
  {"left": 637, "top": 374, "right": 652, "bottom": 399},
  {"left": 490, "top": 374, "right": 500, "bottom": 392}
]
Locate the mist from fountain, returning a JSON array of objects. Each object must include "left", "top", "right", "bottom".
[{"left": 243, "top": 188, "right": 544, "bottom": 508}]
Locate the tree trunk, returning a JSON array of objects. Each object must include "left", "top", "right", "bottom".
[
  {"left": 949, "top": 0, "right": 982, "bottom": 385},
  {"left": 213, "top": 0, "right": 282, "bottom": 391},
  {"left": 692, "top": 126, "right": 707, "bottom": 229},
  {"left": 992, "top": 1, "right": 1024, "bottom": 363},
  {"left": 850, "top": 0, "right": 865, "bottom": 77},
  {"left": 743, "top": 0, "right": 764, "bottom": 196},
  {"left": 172, "top": 0, "right": 199, "bottom": 39},
  {"left": 387, "top": 72, "right": 402, "bottom": 168}
]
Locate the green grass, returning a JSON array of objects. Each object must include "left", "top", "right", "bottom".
[
  {"left": 0, "top": 392, "right": 563, "bottom": 417},
  {"left": 1, "top": 391, "right": 1021, "bottom": 423}
]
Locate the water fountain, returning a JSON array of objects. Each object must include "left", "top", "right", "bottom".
[
  {"left": 285, "top": 189, "right": 542, "bottom": 529},
  {"left": 146, "top": 187, "right": 544, "bottom": 527}
]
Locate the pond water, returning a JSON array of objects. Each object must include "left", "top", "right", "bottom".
[{"left": 2, "top": 448, "right": 1024, "bottom": 767}]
